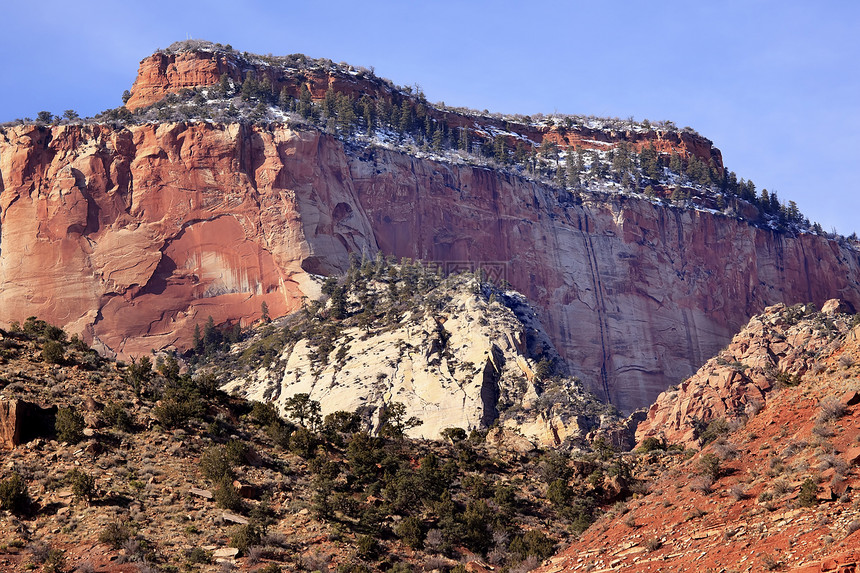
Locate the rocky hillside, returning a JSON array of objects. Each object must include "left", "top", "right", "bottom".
[
  {"left": 2, "top": 41, "right": 860, "bottom": 413},
  {"left": 213, "top": 260, "right": 613, "bottom": 445},
  {"left": 0, "top": 317, "right": 641, "bottom": 573},
  {"left": 540, "top": 301, "right": 860, "bottom": 572}
]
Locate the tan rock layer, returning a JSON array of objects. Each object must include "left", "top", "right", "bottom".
[{"left": 2, "top": 122, "right": 859, "bottom": 412}]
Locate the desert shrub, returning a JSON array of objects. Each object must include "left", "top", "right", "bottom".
[
  {"left": 152, "top": 395, "right": 202, "bottom": 428},
  {"left": 644, "top": 537, "right": 662, "bottom": 552},
  {"left": 250, "top": 401, "right": 282, "bottom": 427},
  {"left": 697, "top": 418, "right": 731, "bottom": 445},
  {"left": 697, "top": 453, "right": 722, "bottom": 480},
  {"left": 728, "top": 484, "right": 748, "bottom": 501},
  {"left": 772, "top": 479, "right": 791, "bottom": 496},
  {"left": 55, "top": 407, "right": 85, "bottom": 443},
  {"left": 224, "top": 440, "right": 250, "bottom": 466},
  {"left": 0, "top": 472, "right": 29, "bottom": 514},
  {"left": 42, "top": 340, "right": 65, "bottom": 364},
  {"left": 185, "top": 547, "right": 212, "bottom": 564},
  {"left": 798, "top": 478, "right": 818, "bottom": 507},
  {"left": 712, "top": 439, "right": 739, "bottom": 460},
  {"left": 395, "top": 516, "right": 424, "bottom": 549},
  {"left": 818, "top": 397, "right": 847, "bottom": 424},
  {"left": 42, "top": 547, "right": 66, "bottom": 573},
  {"left": 200, "top": 446, "right": 235, "bottom": 482},
  {"left": 214, "top": 476, "right": 242, "bottom": 511},
  {"left": 509, "top": 530, "right": 555, "bottom": 561},
  {"left": 690, "top": 476, "right": 714, "bottom": 495},
  {"left": 230, "top": 523, "right": 261, "bottom": 555},
  {"left": 67, "top": 469, "right": 96, "bottom": 503},
  {"left": 99, "top": 522, "right": 133, "bottom": 549},
  {"left": 638, "top": 437, "right": 666, "bottom": 452},
  {"left": 102, "top": 401, "right": 134, "bottom": 431}
]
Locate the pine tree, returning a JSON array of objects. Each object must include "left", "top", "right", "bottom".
[
  {"left": 759, "top": 189, "right": 770, "bottom": 212},
  {"left": 298, "top": 85, "right": 313, "bottom": 119},
  {"left": 219, "top": 74, "right": 231, "bottom": 97},
  {"left": 359, "top": 95, "right": 375, "bottom": 134},
  {"left": 459, "top": 127, "right": 471, "bottom": 152},
  {"left": 260, "top": 77, "right": 273, "bottom": 100},
  {"left": 335, "top": 93, "right": 356, "bottom": 134},
  {"left": 398, "top": 101, "right": 413, "bottom": 134},
  {"left": 322, "top": 88, "right": 336, "bottom": 118},
  {"left": 278, "top": 87, "right": 292, "bottom": 110},
  {"left": 241, "top": 72, "right": 257, "bottom": 102},
  {"left": 640, "top": 143, "right": 661, "bottom": 181},
  {"left": 669, "top": 152, "right": 682, "bottom": 174},
  {"left": 493, "top": 135, "right": 508, "bottom": 164},
  {"left": 432, "top": 126, "right": 444, "bottom": 150}
]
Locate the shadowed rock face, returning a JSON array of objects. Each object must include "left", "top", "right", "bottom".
[{"left": 1, "top": 122, "right": 859, "bottom": 411}]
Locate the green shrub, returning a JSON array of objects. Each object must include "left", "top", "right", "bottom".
[
  {"left": 200, "top": 446, "right": 235, "bottom": 483},
  {"left": 638, "top": 437, "right": 667, "bottom": 452},
  {"left": 67, "top": 469, "right": 96, "bottom": 503},
  {"left": 229, "top": 523, "right": 261, "bottom": 555},
  {"left": 152, "top": 397, "right": 201, "bottom": 428},
  {"left": 102, "top": 401, "right": 134, "bottom": 431},
  {"left": 698, "top": 418, "right": 731, "bottom": 445},
  {"left": 395, "top": 516, "right": 424, "bottom": 549},
  {"left": 99, "top": 522, "right": 132, "bottom": 549},
  {"left": 0, "top": 472, "right": 29, "bottom": 514},
  {"left": 289, "top": 426, "right": 318, "bottom": 459},
  {"left": 355, "top": 534, "right": 379, "bottom": 560},
  {"left": 224, "top": 440, "right": 250, "bottom": 465},
  {"left": 698, "top": 453, "right": 722, "bottom": 480},
  {"left": 185, "top": 547, "right": 211, "bottom": 564},
  {"left": 55, "top": 407, "right": 85, "bottom": 444},
  {"left": 42, "top": 340, "right": 65, "bottom": 364},
  {"left": 267, "top": 422, "right": 293, "bottom": 448},
  {"left": 798, "top": 478, "right": 818, "bottom": 507},
  {"left": 509, "top": 530, "right": 555, "bottom": 561},
  {"left": 250, "top": 401, "right": 282, "bottom": 426},
  {"left": 214, "top": 475, "right": 242, "bottom": 511}
]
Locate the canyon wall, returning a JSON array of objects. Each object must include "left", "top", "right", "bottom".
[{"left": 1, "top": 122, "right": 858, "bottom": 411}]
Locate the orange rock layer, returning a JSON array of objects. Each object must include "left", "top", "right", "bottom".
[
  {"left": 1, "top": 122, "right": 859, "bottom": 412},
  {"left": 125, "top": 49, "right": 722, "bottom": 167}
]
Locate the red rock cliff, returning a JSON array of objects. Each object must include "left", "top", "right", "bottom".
[
  {"left": 1, "top": 122, "right": 858, "bottom": 412},
  {"left": 125, "top": 48, "right": 722, "bottom": 167}
]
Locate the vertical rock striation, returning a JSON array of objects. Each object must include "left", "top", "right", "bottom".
[{"left": 1, "top": 122, "right": 858, "bottom": 411}]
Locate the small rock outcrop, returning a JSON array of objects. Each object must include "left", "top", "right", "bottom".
[{"left": 636, "top": 300, "right": 857, "bottom": 448}]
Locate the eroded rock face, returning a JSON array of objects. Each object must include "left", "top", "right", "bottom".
[
  {"left": 636, "top": 300, "right": 857, "bottom": 448},
  {"left": 0, "top": 123, "right": 375, "bottom": 357},
  {"left": 225, "top": 287, "right": 545, "bottom": 440},
  {"left": 2, "top": 122, "right": 860, "bottom": 412}
]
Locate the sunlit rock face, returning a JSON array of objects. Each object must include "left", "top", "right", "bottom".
[{"left": 1, "top": 122, "right": 859, "bottom": 412}]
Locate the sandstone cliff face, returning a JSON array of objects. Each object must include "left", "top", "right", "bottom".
[
  {"left": 226, "top": 284, "right": 537, "bottom": 440},
  {"left": 2, "top": 122, "right": 859, "bottom": 411},
  {"left": 0, "top": 123, "right": 374, "bottom": 357},
  {"left": 126, "top": 47, "right": 722, "bottom": 167}
]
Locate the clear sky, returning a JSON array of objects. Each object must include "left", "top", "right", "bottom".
[{"left": 2, "top": 1, "right": 858, "bottom": 235}]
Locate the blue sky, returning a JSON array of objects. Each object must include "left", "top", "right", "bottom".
[{"left": 2, "top": 1, "right": 858, "bottom": 235}]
